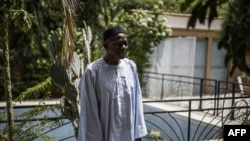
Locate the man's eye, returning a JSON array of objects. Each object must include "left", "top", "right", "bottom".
[
  {"left": 111, "top": 40, "right": 128, "bottom": 47},
  {"left": 117, "top": 41, "right": 128, "bottom": 47},
  {"left": 117, "top": 42, "right": 128, "bottom": 47}
]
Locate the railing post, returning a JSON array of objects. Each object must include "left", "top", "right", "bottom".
[
  {"left": 160, "top": 74, "right": 164, "bottom": 100},
  {"left": 216, "top": 81, "right": 221, "bottom": 116},
  {"left": 199, "top": 79, "right": 204, "bottom": 109},
  {"left": 230, "top": 83, "right": 236, "bottom": 120},
  {"left": 145, "top": 72, "right": 149, "bottom": 97},
  {"left": 187, "top": 100, "right": 191, "bottom": 141},
  {"left": 213, "top": 80, "right": 217, "bottom": 116}
]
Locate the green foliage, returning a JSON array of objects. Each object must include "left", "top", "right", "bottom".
[
  {"left": 46, "top": 4, "right": 92, "bottom": 137},
  {"left": 1, "top": 0, "right": 171, "bottom": 138},
  {"left": 77, "top": 0, "right": 171, "bottom": 80},
  {"left": 117, "top": 0, "right": 185, "bottom": 13},
  {"left": 181, "top": 0, "right": 229, "bottom": 28},
  {"left": 0, "top": 0, "right": 196, "bottom": 101},
  {"left": 150, "top": 130, "right": 166, "bottom": 141},
  {"left": 218, "top": 0, "right": 250, "bottom": 75},
  {"left": 47, "top": 24, "right": 93, "bottom": 138},
  {"left": 49, "top": 52, "right": 80, "bottom": 102},
  {"left": 11, "top": 105, "right": 60, "bottom": 141},
  {"left": 1, "top": 104, "right": 63, "bottom": 141},
  {"left": 0, "top": 0, "right": 62, "bottom": 100},
  {"left": 182, "top": 0, "right": 250, "bottom": 75},
  {"left": 10, "top": 9, "right": 33, "bottom": 33},
  {"left": 1, "top": 77, "right": 64, "bottom": 140},
  {"left": 15, "top": 77, "right": 52, "bottom": 101},
  {"left": 72, "top": 1, "right": 172, "bottom": 87},
  {"left": 111, "top": 1, "right": 171, "bottom": 80},
  {"left": 0, "top": 1, "right": 33, "bottom": 35}
]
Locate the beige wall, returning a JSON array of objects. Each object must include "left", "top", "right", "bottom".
[
  {"left": 165, "top": 13, "right": 246, "bottom": 83},
  {"left": 171, "top": 27, "right": 219, "bottom": 81}
]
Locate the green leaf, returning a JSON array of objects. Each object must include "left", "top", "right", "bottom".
[{"left": 11, "top": 9, "right": 33, "bottom": 33}]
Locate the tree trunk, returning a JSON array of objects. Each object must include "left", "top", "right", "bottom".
[{"left": 3, "top": 12, "right": 15, "bottom": 141}]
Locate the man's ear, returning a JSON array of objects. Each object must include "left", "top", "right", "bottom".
[{"left": 103, "top": 42, "right": 108, "bottom": 49}]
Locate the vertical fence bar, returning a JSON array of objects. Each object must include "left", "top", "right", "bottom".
[
  {"left": 187, "top": 100, "right": 191, "bottom": 141},
  {"left": 160, "top": 74, "right": 164, "bottom": 100},
  {"left": 199, "top": 79, "right": 204, "bottom": 109},
  {"left": 216, "top": 81, "right": 221, "bottom": 116},
  {"left": 145, "top": 72, "right": 149, "bottom": 97},
  {"left": 213, "top": 80, "right": 217, "bottom": 116},
  {"left": 230, "top": 83, "right": 236, "bottom": 120}
]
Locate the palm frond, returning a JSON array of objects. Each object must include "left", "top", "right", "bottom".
[{"left": 60, "top": 0, "right": 78, "bottom": 67}]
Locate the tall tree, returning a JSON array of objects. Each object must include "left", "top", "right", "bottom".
[
  {"left": 181, "top": 0, "right": 228, "bottom": 28},
  {"left": 0, "top": 1, "right": 32, "bottom": 140},
  {"left": 2, "top": 10, "right": 14, "bottom": 141},
  {"left": 218, "top": 0, "right": 250, "bottom": 75},
  {"left": 0, "top": 0, "right": 64, "bottom": 100}
]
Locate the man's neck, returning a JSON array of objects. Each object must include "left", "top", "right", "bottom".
[{"left": 103, "top": 55, "right": 120, "bottom": 65}]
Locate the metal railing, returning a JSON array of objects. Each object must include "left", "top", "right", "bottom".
[
  {"left": 1, "top": 71, "right": 250, "bottom": 141},
  {"left": 142, "top": 97, "right": 250, "bottom": 141},
  {"left": 141, "top": 71, "right": 250, "bottom": 141}
]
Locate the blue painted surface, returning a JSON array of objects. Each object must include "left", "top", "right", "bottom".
[
  {"left": 0, "top": 104, "right": 220, "bottom": 141},
  {"left": 0, "top": 107, "right": 76, "bottom": 141},
  {"left": 143, "top": 104, "right": 220, "bottom": 141}
]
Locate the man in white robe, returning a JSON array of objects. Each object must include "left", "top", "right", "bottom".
[{"left": 78, "top": 26, "right": 147, "bottom": 141}]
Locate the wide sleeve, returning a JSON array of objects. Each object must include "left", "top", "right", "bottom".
[
  {"left": 77, "top": 68, "right": 103, "bottom": 141},
  {"left": 132, "top": 65, "right": 148, "bottom": 139}
]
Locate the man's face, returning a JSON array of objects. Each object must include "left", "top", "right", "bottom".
[{"left": 105, "top": 33, "right": 128, "bottom": 59}]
